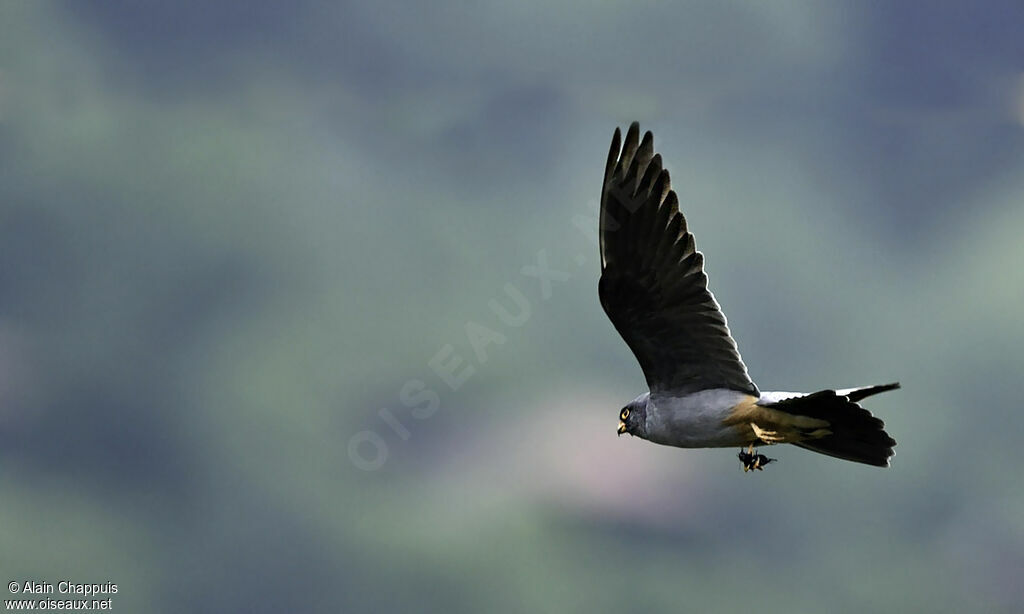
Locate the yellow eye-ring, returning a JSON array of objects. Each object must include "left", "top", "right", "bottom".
[{"left": 620, "top": 408, "right": 630, "bottom": 420}]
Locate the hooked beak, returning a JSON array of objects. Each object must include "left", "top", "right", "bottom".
[{"left": 617, "top": 421, "right": 627, "bottom": 436}]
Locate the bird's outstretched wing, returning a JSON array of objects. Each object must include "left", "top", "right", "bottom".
[{"left": 599, "top": 122, "right": 759, "bottom": 396}]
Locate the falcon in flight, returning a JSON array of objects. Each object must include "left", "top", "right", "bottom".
[{"left": 601, "top": 122, "right": 897, "bottom": 470}]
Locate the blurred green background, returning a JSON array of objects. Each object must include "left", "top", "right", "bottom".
[{"left": 2, "top": 2, "right": 1023, "bottom": 612}]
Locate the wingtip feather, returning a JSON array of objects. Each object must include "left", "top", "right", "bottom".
[
  {"left": 604, "top": 127, "right": 622, "bottom": 185},
  {"left": 617, "top": 122, "right": 641, "bottom": 177}
]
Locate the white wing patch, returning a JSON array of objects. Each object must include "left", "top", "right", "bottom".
[{"left": 756, "top": 391, "right": 807, "bottom": 405}]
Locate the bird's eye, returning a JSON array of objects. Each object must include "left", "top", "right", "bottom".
[{"left": 620, "top": 408, "right": 630, "bottom": 420}]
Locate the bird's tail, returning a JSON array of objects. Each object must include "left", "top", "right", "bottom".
[{"left": 769, "top": 383, "right": 899, "bottom": 467}]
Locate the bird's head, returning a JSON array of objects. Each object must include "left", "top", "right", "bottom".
[{"left": 617, "top": 394, "right": 648, "bottom": 437}]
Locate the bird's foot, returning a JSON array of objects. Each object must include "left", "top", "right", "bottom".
[
  {"left": 751, "top": 423, "right": 784, "bottom": 444},
  {"left": 738, "top": 447, "right": 776, "bottom": 472}
]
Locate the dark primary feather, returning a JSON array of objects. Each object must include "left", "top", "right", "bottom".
[
  {"left": 599, "top": 122, "right": 759, "bottom": 396},
  {"left": 844, "top": 382, "right": 900, "bottom": 403}
]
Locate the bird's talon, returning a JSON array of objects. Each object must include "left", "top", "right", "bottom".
[{"left": 751, "top": 423, "right": 784, "bottom": 444}]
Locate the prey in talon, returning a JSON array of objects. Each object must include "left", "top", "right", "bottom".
[{"left": 738, "top": 446, "right": 776, "bottom": 472}]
